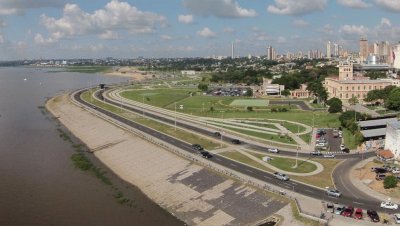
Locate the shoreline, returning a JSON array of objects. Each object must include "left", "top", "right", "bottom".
[{"left": 46, "top": 93, "right": 287, "bottom": 225}]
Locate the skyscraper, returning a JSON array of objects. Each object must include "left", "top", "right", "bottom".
[
  {"left": 334, "top": 43, "right": 338, "bottom": 57},
  {"left": 326, "top": 41, "right": 331, "bottom": 59},
  {"left": 231, "top": 42, "right": 235, "bottom": 59},
  {"left": 267, "top": 46, "right": 276, "bottom": 60},
  {"left": 359, "top": 37, "right": 369, "bottom": 61}
]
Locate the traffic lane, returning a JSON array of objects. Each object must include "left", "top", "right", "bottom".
[
  {"left": 100, "top": 89, "right": 376, "bottom": 161},
  {"left": 78, "top": 90, "right": 389, "bottom": 213},
  {"left": 325, "top": 129, "right": 341, "bottom": 153}
]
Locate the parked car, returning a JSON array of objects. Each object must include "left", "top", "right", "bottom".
[
  {"left": 354, "top": 208, "right": 363, "bottom": 219},
  {"left": 273, "top": 172, "right": 289, "bottom": 181},
  {"left": 381, "top": 201, "right": 398, "bottom": 210},
  {"left": 375, "top": 174, "right": 386, "bottom": 181},
  {"left": 214, "top": 132, "right": 221, "bottom": 137},
  {"left": 373, "top": 167, "right": 387, "bottom": 174},
  {"left": 327, "top": 203, "right": 334, "bottom": 213},
  {"left": 267, "top": 148, "right": 279, "bottom": 153},
  {"left": 335, "top": 206, "right": 345, "bottom": 215},
  {"left": 342, "top": 148, "right": 349, "bottom": 153},
  {"left": 323, "top": 153, "right": 336, "bottom": 158},
  {"left": 315, "top": 143, "right": 326, "bottom": 147},
  {"left": 192, "top": 144, "right": 203, "bottom": 151},
  {"left": 367, "top": 210, "right": 380, "bottom": 222},
  {"left": 200, "top": 151, "right": 213, "bottom": 159},
  {"left": 394, "top": 214, "right": 400, "bottom": 224},
  {"left": 326, "top": 188, "right": 341, "bottom": 197},
  {"left": 310, "top": 151, "right": 323, "bottom": 156},
  {"left": 340, "top": 144, "right": 346, "bottom": 151},
  {"left": 342, "top": 206, "right": 354, "bottom": 217},
  {"left": 392, "top": 168, "right": 400, "bottom": 174},
  {"left": 231, "top": 139, "right": 241, "bottom": 144}
]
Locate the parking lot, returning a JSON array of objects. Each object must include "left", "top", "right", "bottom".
[{"left": 315, "top": 128, "right": 344, "bottom": 153}]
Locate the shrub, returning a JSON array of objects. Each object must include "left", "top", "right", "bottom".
[{"left": 383, "top": 175, "right": 397, "bottom": 189}]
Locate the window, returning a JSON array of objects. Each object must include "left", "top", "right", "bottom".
[
  {"left": 363, "top": 86, "right": 366, "bottom": 90},
  {"left": 340, "top": 94, "right": 342, "bottom": 98},
  {"left": 352, "top": 86, "right": 354, "bottom": 90},
  {"left": 358, "top": 86, "right": 360, "bottom": 90},
  {"left": 340, "top": 86, "right": 342, "bottom": 90},
  {"left": 346, "top": 86, "right": 348, "bottom": 90},
  {"left": 346, "top": 94, "right": 348, "bottom": 98}
]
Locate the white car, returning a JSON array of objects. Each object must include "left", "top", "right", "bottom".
[
  {"left": 381, "top": 201, "right": 398, "bottom": 210},
  {"left": 394, "top": 214, "right": 400, "bottom": 224},
  {"left": 324, "top": 154, "right": 335, "bottom": 158},
  {"left": 267, "top": 148, "right": 279, "bottom": 153},
  {"left": 340, "top": 144, "right": 346, "bottom": 151},
  {"left": 392, "top": 168, "right": 400, "bottom": 174},
  {"left": 338, "top": 130, "right": 343, "bottom": 135},
  {"left": 273, "top": 172, "right": 289, "bottom": 181},
  {"left": 316, "top": 143, "right": 326, "bottom": 147}
]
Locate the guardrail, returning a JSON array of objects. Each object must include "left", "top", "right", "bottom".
[{"left": 70, "top": 89, "right": 330, "bottom": 225}]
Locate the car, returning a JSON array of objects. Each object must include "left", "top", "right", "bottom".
[
  {"left": 310, "top": 151, "right": 323, "bottom": 156},
  {"left": 323, "top": 153, "right": 335, "bottom": 158},
  {"left": 231, "top": 139, "right": 241, "bottom": 144},
  {"left": 338, "top": 133, "right": 343, "bottom": 138},
  {"left": 381, "top": 201, "right": 398, "bottom": 210},
  {"left": 374, "top": 167, "right": 388, "bottom": 174},
  {"left": 214, "top": 132, "right": 221, "bottom": 137},
  {"left": 340, "top": 144, "right": 346, "bottom": 151},
  {"left": 191, "top": 144, "right": 203, "bottom": 151},
  {"left": 394, "top": 214, "right": 400, "bottom": 224},
  {"left": 267, "top": 148, "right": 279, "bottom": 153},
  {"left": 367, "top": 210, "right": 380, "bottom": 222},
  {"left": 326, "top": 188, "right": 341, "bottom": 197},
  {"left": 327, "top": 203, "right": 334, "bottom": 213},
  {"left": 342, "top": 206, "right": 354, "bottom": 217},
  {"left": 315, "top": 143, "right": 326, "bottom": 147},
  {"left": 376, "top": 174, "right": 386, "bottom": 181},
  {"left": 273, "top": 172, "right": 289, "bottom": 181},
  {"left": 335, "top": 206, "right": 345, "bottom": 215},
  {"left": 392, "top": 168, "right": 400, "bottom": 174},
  {"left": 354, "top": 208, "right": 363, "bottom": 219},
  {"left": 200, "top": 151, "right": 213, "bottom": 159},
  {"left": 316, "top": 134, "right": 321, "bottom": 139},
  {"left": 338, "top": 130, "right": 343, "bottom": 135},
  {"left": 342, "top": 148, "right": 349, "bottom": 153}
]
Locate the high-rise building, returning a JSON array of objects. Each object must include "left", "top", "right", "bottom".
[
  {"left": 267, "top": 45, "right": 276, "bottom": 60},
  {"left": 334, "top": 43, "right": 339, "bottom": 57},
  {"left": 326, "top": 41, "right": 331, "bottom": 59},
  {"left": 231, "top": 42, "right": 235, "bottom": 59},
  {"left": 393, "top": 43, "right": 400, "bottom": 70},
  {"left": 359, "top": 37, "right": 369, "bottom": 61}
]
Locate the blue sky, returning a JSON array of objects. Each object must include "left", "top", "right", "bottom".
[{"left": 0, "top": 0, "right": 399, "bottom": 60}]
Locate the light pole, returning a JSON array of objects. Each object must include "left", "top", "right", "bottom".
[
  {"left": 142, "top": 95, "right": 145, "bottom": 118},
  {"left": 202, "top": 103, "right": 205, "bottom": 112},
  {"left": 174, "top": 102, "right": 177, "bottom": 131}
]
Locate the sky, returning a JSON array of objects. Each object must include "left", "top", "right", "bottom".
[{"left": 0, "top": 0, "right": 399, "bottom": 60}]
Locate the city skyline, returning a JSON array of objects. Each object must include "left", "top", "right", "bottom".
[{"left": 0, "top": 0, "right": 400, "bottom": 60}]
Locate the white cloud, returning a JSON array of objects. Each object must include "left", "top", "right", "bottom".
[
  {"left": 0, "top": 34, "right": 4, "bottom": 43},
  {"left": 178, "top": 14, "right": 193, "bottom": 24},
  {"left": 339, "top": 24, "right": 369, "bottom": 36},
  {"left": 99, "top": 30, "right": 120, "bottom": 40},
  {"left": 375, "top": 0, "right": 400, "bottom": 12},
  {"left": 182, "top": 0, "right": 256, "bottom": 18},
  {"left": 380, "top": 17, "right": 391, "bottom": 27},
  {"left": 292, "top": 19, "right": 309, "bottom": 27},
  {"left": 223, "top": 27, "right": 236, "bottom": 34},
  {"left": 0, "top": 19, "right": 6, "bottom": 27},
  {"left": 160, "top": 35, "right": 172, "bottom": 40},
  {"left": 337, "top": 0, "right": 371, "bottom": 8},
  {"left": 197, "top": 27, "right": 216, "bottom": 38},
  {"left": 0, "top": 0, "right": 66, "bottom": 15},
  {"left": 267, "top": 0, "right": 327, "bottom": 16},
  {"left": 35, "top": 0, "right": 166, "bottom": 44}
]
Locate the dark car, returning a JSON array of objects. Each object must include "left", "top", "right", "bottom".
[
  {"left": 374, "top": 167, "right": 387, "bottom": 174},
  {"left": 342, "top": 148, "right": 350, "bottom": 153},
  {"left": 375, "top": 174, "right": 386, "bottom": 180},
  {"left": 341, "top": 206, "right": 354, "bottom": 217},
  {"left": 191, "top": 144, "right": 203, "bottom": 151},
  {"left": 200, "top": 151, "right": 213, "bottom": 159},
  {"left": 214, "top": 132, "right": 221, "bottom": 137},
  {"left": 310, "top": 151, "right": 323, "bottom": 156},
  {"left": 231, "top": 139, "right": 241, "bottom": 144},
  {"left": 367, "top": 210, "right": 380, "bottom": 222},
  {"left": 354, "top": 208, "right": 363, "bottom": 219}
]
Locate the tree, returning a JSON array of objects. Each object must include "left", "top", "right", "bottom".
[
  {"left": 245, "top": 88, "right": 253, "bottom": 97},
  {"left": 339, "top": 111, "right": 362, "bottom": 127},
  {"left": 281, "top": 89, "right": 291, "bottom": 97},
  {"left": 197, "top": 83, "right": 208, "bottom": 92},
  {"left": 385, "top": 88, "right": 400, "bottom": 111},
  {"left": 348, "top": 96, "right": 359, "bottom": 105},
  {"left": 327, "top": 97, "right": 343, "bottom": 113},
  {"left": 383, "top": 175, "right": 397, "bottom": 189}
]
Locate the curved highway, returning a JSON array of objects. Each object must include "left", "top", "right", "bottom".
[{"left": 72, "top": 88, "right": 393, "bottom": 213}]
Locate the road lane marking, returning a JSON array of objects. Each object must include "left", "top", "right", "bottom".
[
  {"left": 353, "top": 202, "right": 363, "bottom": 205},
  {"left": 245, "top": 169, "right": 253, "bottom": 173},
  {"left": 305, "top": 189, "right": 313, "bottom": 193},
  {"left": 230, "top": 163, "right": 237, "bottom": 167}
]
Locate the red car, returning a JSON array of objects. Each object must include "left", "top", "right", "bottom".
[
  {"left": 341, "top": 206, "right": 354, "bottom": 217},
  {"left": 354, "top": 208, "right": 363, "bottom": 219}
]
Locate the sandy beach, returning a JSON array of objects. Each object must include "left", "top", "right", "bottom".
[{"left": 105, "top": 66, "right": 155, "bottom": 81}]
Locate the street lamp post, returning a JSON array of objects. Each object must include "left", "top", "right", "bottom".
[
  {"left": 174, "top": 102, "right": 177, "bottom": 131},
  {"left": 142, "top": 95, "right": 145, "bottom": 117}
]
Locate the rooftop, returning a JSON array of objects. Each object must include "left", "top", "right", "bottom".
[
  {"left": 358, "top": 118, "right": 398, "bottom": 128},
  {"left": 326, "top": 77, "right": 393, "bottom": 84},
  {"left": 360, "top": 128, "right": 387, "bottom": 138}
]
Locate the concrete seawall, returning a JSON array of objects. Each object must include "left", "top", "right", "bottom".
[{"left": 46, "top": 94, "right": 287, "bottom": 226}]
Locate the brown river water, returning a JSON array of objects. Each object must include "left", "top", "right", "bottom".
[{"left": 0, "top": 67, "right": 183, "bottom": 226}]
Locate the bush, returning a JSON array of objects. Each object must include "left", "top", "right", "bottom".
[
  {"left": 247, "top": 106, "right": 253, "bottom": 111},
  {"left": 383, "top": 175, "right": 397, "bottom": 189}
]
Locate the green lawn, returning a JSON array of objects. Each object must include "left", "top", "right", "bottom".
[
  {"left": 219, "top": 151, "right": 271, "bottom": 172},
  {"left": 300, "top": 133, "right": 312, "bottom": 144},
  {"left": 64, "top": 66, "right": 112, "bottom": 73},
  {"left": 249, "top": 152, "right": 317, "bottom": 173}
]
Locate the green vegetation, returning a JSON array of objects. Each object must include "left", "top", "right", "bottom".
[
  {"left": 327, "top": 97, "right": 342, "bottom": 113},
  {"left": 384, "top": 175, "right": 398, "bottom": 189},
  {"left": 250, "top": 152, "right": 317, "bottom": 173},
  {"left": 385, "top": 88, "right": 400, "bottom": 111},
  {"left": 300, "top": 133, "right": 312, "bottom": 144},
  {"left": 64, "top": 66, "right": 112, "bottom": 73}
]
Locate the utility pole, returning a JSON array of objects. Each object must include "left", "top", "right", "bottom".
[
  {"left": 174, "top": 102, "right": 177, "bottom": 131},
  {"left": 142, "top": 95, "right": 144, "bottom": 117}
]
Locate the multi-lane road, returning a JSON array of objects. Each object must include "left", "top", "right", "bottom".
[{"left": 72, "top": 88, "right": 393, "bottom": 213}]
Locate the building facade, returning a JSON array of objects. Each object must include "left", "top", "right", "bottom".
[
  {"left": 359, "top": 38, "right": 369, "bottom": 61},
  {"left": 290, "top": 84, "right": 312, "bottom": 99},
  {"left": 385, "top": 121, "right": 400, "bottom": 160},
  {"left": 324, "top": 61, "right": 398, "bottom": 103}
]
